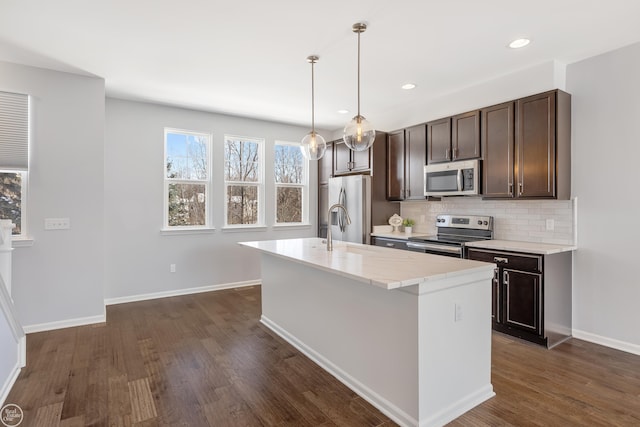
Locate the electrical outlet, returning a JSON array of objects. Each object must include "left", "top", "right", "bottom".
[
  {"left": 170, "top": 264, "right": 176, "bottom": 273},
  {"left": 546, "top": 219, "right": 555, "bottom": 231},
  {"left": 44, "top": 218, "right": 70, "bottom": 230},
  {"left": 454, "top": 303, "right": 463, "bottom": 322}
]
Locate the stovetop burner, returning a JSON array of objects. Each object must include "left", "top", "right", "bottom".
[{"left": 408, "top": 214, "right": 494, "bottom": 247}]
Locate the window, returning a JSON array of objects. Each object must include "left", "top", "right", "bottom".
[
  {"left": 224, "top": 135, "right": 264, "bottom": 226},
  {"left": 164, "top": 129, "right": 211, "bottom": 229},
  {"left": 0, "top": 171, "right": 26, "bottom": 236},
  {"left": 274, "top": 141, "right": 308, "bottom": 224},
  {"left": 0, "top": 91, "right": 29, "bottom": 238}
]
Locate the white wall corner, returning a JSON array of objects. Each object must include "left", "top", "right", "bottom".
[{"left": 553, "top": 60, "right": 568, "bottom": 90}]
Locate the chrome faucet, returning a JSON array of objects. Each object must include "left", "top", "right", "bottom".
[{"left": 327, "top": 203, "right": 351, "bottom": 251}]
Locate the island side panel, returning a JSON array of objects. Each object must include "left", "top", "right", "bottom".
[
  {"left": 260, "top": 252, "right": 420, "bottom": 426},
  {"left": 416, "top": 275, "right": 494, "bottom": 426}
]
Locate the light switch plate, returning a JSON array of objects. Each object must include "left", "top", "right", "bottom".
[{"left": 45, "top": 218, "right": 70, "bottom": 230}]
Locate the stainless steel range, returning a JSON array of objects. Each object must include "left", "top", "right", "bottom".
[{"left": 407, "top": 214, "right": 493, "bottom": 258}]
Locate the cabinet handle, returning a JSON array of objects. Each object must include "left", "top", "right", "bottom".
[
  {"left": 445, "top": 148, "right": 450, "bottom": 160},
  {"left": 508, "top": 183, "right": 513, "bottom": 195},
  {"left": 453, "top": 147, "right": 458, "bottom": 160},
  {"left": 519, "top": 182, "right": 523, "bottom": 196},
  {"left": 494, "top": 257, "right": 508, "bottom": 264},
  {"left": 494, "top": 268, "right": 500, "bottom": 321},
  {"left": 503, "top": 271, "right": 509, "bottom": 285}
]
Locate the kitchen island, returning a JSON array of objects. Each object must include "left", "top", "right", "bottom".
[{"left": 239, "top": 237, "right": 495, "bottom": 427}]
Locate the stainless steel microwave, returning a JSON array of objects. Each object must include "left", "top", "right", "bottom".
[{"left": 424, "top": 159, "right": 480, "bottom": 197}]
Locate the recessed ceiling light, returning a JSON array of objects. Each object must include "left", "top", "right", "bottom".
[
  {"left": 337, "top": 109, "right": 349, "bottom": 114},
  {"left": 401, "top": 83, "right": 416, "bottom": 90},
  {"left": 509, "top": 38, "right": 531, "bottom": 49}
]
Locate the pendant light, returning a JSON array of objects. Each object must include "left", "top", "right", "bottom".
[
  {"left": 344, "top": 22, "right": 375, "bottom": 152},
  {"left": 301, "top": 55, "right": 327, "bottom": 160}
]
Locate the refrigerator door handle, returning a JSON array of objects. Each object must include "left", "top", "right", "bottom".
[{"left": 338, "top": 187, "right": 347, "bottom": 232}]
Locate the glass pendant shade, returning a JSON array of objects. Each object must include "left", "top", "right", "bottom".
[
  {"left": 344, "top": 114, "right": 375, "bottom": 151},
  {"left": 301, "top": 131, "right": 327, "bottom": 160}
]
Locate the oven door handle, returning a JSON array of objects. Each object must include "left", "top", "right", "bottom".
[{"left": 406, "top": 242, "right": 462, "bottom": 255}]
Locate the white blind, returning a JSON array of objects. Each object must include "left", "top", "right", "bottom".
[{"left": 0, "top": 91, "right": 29, "bottom": 171}]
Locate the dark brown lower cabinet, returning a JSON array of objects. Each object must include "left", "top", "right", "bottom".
[
  {"left": 467, "top": 247, "right": 572, "bottom": 348},
  {"left": 371, "top": 236, "right": 408, "bottom": 251}
]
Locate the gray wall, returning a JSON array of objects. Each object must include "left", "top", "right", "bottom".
[
  {"left": 0, "top": 61, "right": 105, "bottom": 328},
  {"left": 104, "top": 99, "right": 319, "bottom": 300},
  {"left": 567, "top": 42, "right": 640, "bottom": 348}
]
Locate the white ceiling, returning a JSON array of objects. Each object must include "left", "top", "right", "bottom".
[{"left": 2, "top": 0, "right": 640, "bottom": 132}]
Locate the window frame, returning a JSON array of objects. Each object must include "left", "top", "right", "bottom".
[
  {"left": 273, "top": 140, "right": 309, "bottom": 226},
  {"left": 0, "top": 91, "right": 30, "bottom": 243},
  {"left": 223, "top": 135, "right": 265, "bottom": 229},
  {"left": 163, "top": 128, "right": 213, "bottom": 231}
]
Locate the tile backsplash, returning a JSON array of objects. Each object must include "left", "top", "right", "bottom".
[{"left": 400, "top": 197, "right": 576, "bottom": 245}]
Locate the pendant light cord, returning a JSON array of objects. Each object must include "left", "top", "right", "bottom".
[
  {"left": 357, "top": 29, "right": 361, "bottom": 117},
  {"left": 311, "top": 58, "right": 315, "bottom": 134}
]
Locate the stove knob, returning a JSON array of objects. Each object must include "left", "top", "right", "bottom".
[
  {"left": 477, "top": 220, "right": 482, "bottom": 225},
  {"left": 483, "top": 221, "right": 489, "bottom": 225}
]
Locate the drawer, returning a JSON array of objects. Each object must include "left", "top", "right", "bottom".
[
  {"left": 372, "top": 237, "right": 408, "bottom": 251},
  {"left": 466, "top": 248, "right": 542, "bottom": 273}
]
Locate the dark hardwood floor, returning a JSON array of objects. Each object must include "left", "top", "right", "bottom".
[{"left": 5, "top": 286, "right": 640, "bottom": 426}]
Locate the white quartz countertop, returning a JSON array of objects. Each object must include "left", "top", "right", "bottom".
[
  {"left": 239, "top": 237, "right": 494, "bottom": 290},
  {"left": 464, "top": 239, "right": 577, "bottom": 255}
]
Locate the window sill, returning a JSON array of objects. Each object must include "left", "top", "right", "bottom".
[
  {"left": 160, "top": 227, "right": 216, "bottom": 236},
  {"left": 12, "top": 238, "right": 34, "bottom": 248},
  {"left": 272, "top": 223, "right": 313, "bottom": 230},
  {"left": 222, "top": 226, "right": 268, "bottom": 233}
]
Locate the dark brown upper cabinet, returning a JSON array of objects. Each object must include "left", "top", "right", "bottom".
[
  {"left": 333, "top": 139, "right": 372, "bottom": 175},
  {"left": 386, "top": 124, "right": 427, "bottom": 201},
  {"left": 452, "top": 110, "right": 481, "bottom": 160},
  {"left": 386, "top": 130, "right": 405, "bottom": 201},
  {"left": 426, "top": 118, "right": 451, "bottom": 164},
  {"left": 482, "top": 90, "right": 571, "bottom": 199},
  {"left": 427, "top": 111, "right": 480, "bottom": 164}
]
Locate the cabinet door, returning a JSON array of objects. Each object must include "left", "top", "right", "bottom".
[
  {"left": 333, "top": 140, "right": 352, "bottom": 175},
  {"left": 517, "top": 91, "right": 556, "bottom": 198},
  {"left": 452, "top": 110, "right": 480, "bottom": 160},
  {"left": 318, "top": 142, "right": 333, "bottom": 185},
  {"left": 406, "top": 124, "right": 426, "bottom": 200},
  {"left": 351, "top": 146, "right": 372, "bottom": 172},
  {"left": 426, "top": 118, "right": 451, "bottom": 163},
  {"left": 492, "top": 268, "right": 501, "bottom": 324},
  {"left": 482, "top": 102, "right": 515, "bottom": 198},
  {"left": 386, "top": 130, "right": 405, "bottom": 201},
  {"left": 504, "top": 269, "right": 542, "bottom": 335}
]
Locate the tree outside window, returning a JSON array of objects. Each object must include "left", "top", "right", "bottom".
[
  {"left": 164, "top": 129, "right": 211, "bottom": 228},
  {"left": 224, "top": 136, "right": 264, "bottom": 226},
  {"left": 274, "top": 142, "right": 307, "bottom": 224},
  {"left": 0, "top": 171, "right": 24, "bottom": 235}
]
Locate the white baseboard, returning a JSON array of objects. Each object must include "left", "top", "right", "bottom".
[
  {"left": 572, "top": 329, "right": 640, "bottom": 356},
  {"left": 0, "top": 361, "right": 22, "bottom": 407},
  {"left": 104, "top": 280, "right": 260, "bottom": 306},
  {"left": 23, "top": 314, "right": 106, "bottom": 334},
  {"left": 22, "top": 281, "right": 260, "bottom": 334}
]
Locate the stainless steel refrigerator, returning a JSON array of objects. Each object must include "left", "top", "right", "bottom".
[{"left": 328, "top": 175, "right": 372, "bottom": 244}]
